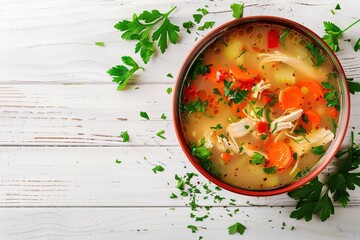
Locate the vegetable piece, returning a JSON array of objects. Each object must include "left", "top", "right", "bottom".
[
  {"left": 120, "top": 131, "right": 129, "bottom": 142},
  {"left": 297, "top": 80, "right": 323, "bottom": 102},
  {"left": 140, "top": 111, "right": 150, "bottom": 120},
  {"left": 230, "top": 3, "right": 244, "bottom": 19},
  {"left": 228, "top": 222, "right": 246, "bottom": 235},
  {"left": 326, "top": 107, "right": 338, "bottom": 118},
  {"left": 266, "top": 141, "right": 293, "bottom": 170},
  {"left": 274, "top": 67, "right": 296, "bottom": 85},
  {"left": 300, "top": 111, "right": 321, "bottom": 132},
  {"left": 198, "top": 21, "right": 215, "bottom": 31},
  {"left": 279, "top": 86, "right": 304, "bottom": 109},
  {"left": 210, "top": 124, "right": 222, "bottom": 130},
  {"left": 152, "top": 165, "right": 165, "bottom": 173},
  {"left": 263, "top": 166, "right": 277, "bottom": 174},
  {"left": 95, "top": 42, "right": 105, "bottom": 46},
  {"left": 257, "top": 121, "right": 267, "bottom": 133},
  {"left": 114, "top": 7, "right": 179, "bottom": 63},
  {"left": 268, "top": 29, "right": 280, "bottom": 48},
  {"left": 107, "top": 56, "right": 144, "bottom": 90},
  {"left": 251, "top": 152, "right": 265, "bottom": 165},
  {"left": 322, "top": 19, "right": 360, "bottom": 52},
  {"left": 230, "top": 67, "right": 258, "bottom": 82},
  {"left": 279, "top": 28, "right": 290, "bottom": 48},
  {"left": 305, "top": 42, "right": 325, "bottom": 66},
  {"left": 231, "top": 101, "right": 247, "bottom": 118},
  {"left": 191, "top": 138, "right": 213, "bottom": 172},
  {"left": 221, "top": 152, "right": 232, "bottom": 163}
]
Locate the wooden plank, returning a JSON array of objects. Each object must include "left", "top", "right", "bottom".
[
  {"left": 0, "top": 84, "right": 358, "bottom": 146},
  {"left": 0, "top": 207, "right": 358, "bottom": 239},
  {"left": 0, "top": 147, "right": 359, "bottom": 207},
  {"left": 0, "top": 0, "right": 359, "bottom": 83}
]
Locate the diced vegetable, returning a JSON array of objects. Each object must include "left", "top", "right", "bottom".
[
  {"left": 224, "top": 40, "right": 244, "bottom": 61},
  {"left": 279, "top": 86, "right": 304, "bottom": 109},
  {"left": 230, "top": 67, "right": 259, "bottom": 82},
  {"left": 274, "top": 67, "right": 296, "bottom": 85},
  {"left": 326, "top": 106, "right": 339, "bottom": 118},
  {"left": 268, "top": 29, "right": 280, "bottom": 48},
  {"left": 266, "top": 141, "right": 293, "bottom": 170},
  {"left": 257, "top": 121, "right": 267, "bottom": 133},
  {"left": 221, "top": 152, "right": 232, "bottom": 163}
]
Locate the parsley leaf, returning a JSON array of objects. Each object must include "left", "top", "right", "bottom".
[
  {"left": 187, "top": 54, "right": 212, "bottom": 84},
  {"left": 321, "top": 81, "right": 340, "bottom": 110},
  {"left": 289, "top": 132, "right": 360, "bottom": 221},
  {"left": 191, "top": 138, "right": 214, "bottom": 172},
  {"left": 250, "top": 152, "right": 265, "bottom": 165},
  {"left": 335, "top": 3, "right": 341, "bottom": 10},
  {"left": 166, "top": 87, "right": 172, "bottom": 94},
  {"left": 228, "top": 222, "right": 246, "bottom": 235},
  {"left": 198, "top": 21, "right": 215, "bottom": 31},
  {"left": 140, "top": 111, "right": 150, "bottom": 120},
  {"left": 156, "top": 130, "right": 166, "bottom": 139},
  {"left": 230, "top": 3, "right": 244, "bottom": 19},
  {"left": 114, "top": 7, "right": 179, "bottom": 63},
  {"left": 311, "top": 146, "right": 326, "bottom": 155},
  {"left": 210, "top": 124, "right": 222, "bottom": 130},
  {"left": 354, "top": 38, "right": 360, "bottom": 52},
  {"left": 115, "top": 159, "right": 122, "bottom": 164},
  {"left": 305, "top": 42, "right": 325, "bottom": 66},
  {"left": 167, "top": 73, "right": 173, "bottom": 78},
  {"left": 263, "top": 166, "right": 277, "bottom": 174},
  {"left": 347, "top": 78, "right": 360, "bottom": 94},
  {"left": 161, "top": 113, "right": 167, "bottom": 120},
  {"left": 182, "top": 20, "right": 195, "bottom": 34},
  {"left": 107, "top": 56, "right": 144, "bottom": 90},
  {"left": 95, "top": 42, "right": 105, "bottom": 46},
  {"left": 120, "top": 131, "right": 129, "bottom": 142},
  {"left": 170, "top": 193, "right": 178, "bottom": 198},
  {"left": 322, "top": 19, "right": 360, "bottom": 52},
  {"left": 180, "top": 98, "right": 208, "bottom": 113},
  {"left": 193, "top": 14, "right": 203, "bottom": 24},
  {"left": 152, "top": 165, "right": 164, "bottom": 173},
  {"left": 223, "top": 80, "right": 248, "bottom": 104},
  {"left": 187, "top": 225, "right": 198, "bottom": 233}
]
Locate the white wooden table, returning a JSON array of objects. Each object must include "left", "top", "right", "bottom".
[{"left": 0, "top": 0, "right": 359, "bottom": 239}]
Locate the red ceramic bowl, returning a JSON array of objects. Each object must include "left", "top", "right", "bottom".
[{"left": 173, "top": 16, "right": 350, "bottom": 196}]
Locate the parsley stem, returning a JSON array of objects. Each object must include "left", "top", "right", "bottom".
[
  {"left": 341, "top": 18, "right": 360, "bottom": 33},
  {"left": 246, "top": 100, "right": 260, "bottom": 119},
  {"left": 164, "top": 6, "right": 177, "bottom": 18}
]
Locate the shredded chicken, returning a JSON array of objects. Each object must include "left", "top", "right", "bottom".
[
  {"left": 288, "top": 128, "right": 335, "bottom": 157},
  {"left": 270, "top": 108, "right": 303, "bottom": 134},
  {"left": 251, "top": 80, "right": 271, "bottom": 99},
  {"left": 227, "top": 118, "right": 255, "bottom": 138},
  {"left": 259, "top": 51, "right": 323, "bottom": 80}
]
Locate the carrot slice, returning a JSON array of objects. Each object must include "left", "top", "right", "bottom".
[
  {"left": 230, "top": 67, "right": 258, "bottom": 82},
  {"left": 298, "top": 80, "right": 324, "bottom": 103},
  {"left": 280, "top": 86, "right": 304, "bottom": 109},
  {"left": 300, "top": 110, "right": 321, "bottom": 131},
  {"left": 221, "top": 152, "right": 232, "bottom": 163},
  {"left": 266, "top": 141, "right": 293, "bottom": 170},
  {"left": 231, "top": 101, "right": 247, "bottom": 118},
  {"left": 326, "top": 107, "right": 339, "bottom": 119}
]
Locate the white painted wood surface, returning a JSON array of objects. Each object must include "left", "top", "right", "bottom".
[{"left": 0, "top": 0, "right": 359, "bottom": 239}]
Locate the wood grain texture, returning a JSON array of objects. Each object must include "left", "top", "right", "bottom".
[{"left": 0, "top": 207, "right": 358, "bottom": 240}]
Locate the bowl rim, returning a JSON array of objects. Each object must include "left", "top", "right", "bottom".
[{"left": 172, "top": 16, "right": 350, "bottom": 196}]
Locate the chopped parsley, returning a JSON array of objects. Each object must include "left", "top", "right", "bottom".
[
  {"left": 183, "top": 20, "right": 195, "bottom": 34},
  {"left": 354, "top": 38, "right": 360, "bottom": 52},
  {"left": 115, "top": 159, "right": 122, "bottom": 164},
  {"left": 302, "top": 113, "right": 309, "bottom": 124},
  {"left": 187, "top": 54, "right": 211, "bottom": 83},
  {"left": 140, "top": 111, "right": 150, "bottom": 120},
  {"left": 210, "top": 123, "right": 222, "bottom": 130},
  {"left": 250, "top": 152, "right": 265, "bottom": 165},
  {"left": 187, "top": 225, "right": 198, "bottom": 233},
  {"left": 230, "top": 3, "right": 244, "bottom": 19},
  {"left": 120, "top": 131, "right": 129, "bottom": 142},
  {"left": 198, "top": 21, "right": 215, "bottom": 31},
  {"left": 311, "top": 145, "right": 326, "bottom": 155},
  {"left": 321, "top": 81, "right": 340, "bottom": 110},
  {"left": 166, "top": 87, "right": 173, "bottom": 94},
  {"left": 167, "top": 73, "right": 174, "bottom": 78},
  {"left": 279, "top": 28, "right": 290, "bottom": 48},
  {"left": 95, "top": 41, "right": 105, "bottom": 46},
  {"left": 152, "top": 165, "right": 165, "bottom": 173},
  {"left": 347, "top": 78, "right": 360, "bottom": 94},
  {"left": 305, "top": 42, "right": 325, "bottom": 67},
  {"left": 228, "top": 222, "right": 246, "bottom": 235},
  {"left": 156, "top": 130, "right": 166, "bottom": 139},
  {"left": 170, "top": 193, "right": 178, "bottom": 199},
  {"left": 263, "top": 166, "right": 277, "bottom": 174},
  {"left": 161, "top": 113, "right": 167, "bottom": 120},
  {"left": 180, "top": 98, "right": 208, "bottom": 113}
]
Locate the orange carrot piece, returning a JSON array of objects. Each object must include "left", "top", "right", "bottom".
[
  {"left": 326, "top": 107, "right": 339, "bottom": 119},
  {"left": 231, "top": 101, "right": 247, "bottom": 118},
  {"left": 266, "top": 141, "right": 293, "bottom": 171},
  {"left": 230, "top": 67, "right": 258, "bottom": 82},
  {"left": 298, "top": 80, "right": 324, "bottom": 102},
  {"left": 221, "top": 152, "right": 232, "bottom": 163},
  {"left": 300, "top": 110, "right": 321, "bottom": 131},
  {"left": 280, "top": 86, "right": 304, "bottom": 109}
]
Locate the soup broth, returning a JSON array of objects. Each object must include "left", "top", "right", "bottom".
[{"left": 180, "top": 22, "right": 340, "bottom": 190}]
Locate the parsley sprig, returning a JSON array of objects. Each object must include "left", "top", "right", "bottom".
[
  {"left": 288, "top": 132, "right": 360, "bottom": 221},
  {"left": 107, "top": 56, "right": 144, "bottom": 90},
  {"left": 322, "top": 19, "right": 360, "bottom": 52},
  {"left": 115, "top": 7, "right": 180, "bottom": 64}
]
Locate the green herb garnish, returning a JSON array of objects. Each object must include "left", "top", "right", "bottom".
[
  {"left": 311, "top": 146, "right": 326, "bottom": 155},
  {"left": 187, "top": 225, "right": 198, "bottom": 233},
  {"left": 180, "top": 98, "right": 208, "bottom": 113},
  {"left": 161, "top": 113, "right": 167, "bottom": 120},
  {"left": 183, "top": 20, "right": 195, "bottom": 34},
  {"left": 107, "top": 56, "right": 144, "bottom": 90},
  {"left": 279, "top": 28, "right": 290, "bottom": 48},
  {"left": 354, "top": 38, "right": 360, "bottom": 52},
  {"left": 140, "top": 111, "right": 150, "bottom": 120},
  {"left": 210, "top": 124, "right": 222, "bottom": 130},
  {"left": 251, "top": 152, "right": 265, "bottom": 165},
  {"left": 305, "top": 42, "right": 325, "bottom": 67},
  {"left": 95, "top": 42, "right": 105, "bottom": 46},
  {"left": 187, "top": 54, "right": 212, "bottom": 83},
  {"left": 120, "top": 131, "right": 129, "bottom": 142},
  {"left": 156, "top": 130, "right": 166, "bottom": 139},
  {"left": 198, "top": 21, "right": 215, "bottom": 31},
  {"left": 115, "top": 159, "right": 122, "bottom": 164},
  {"left": 152, "top": 165, "right": 165, "bottom": 173},
  {"left": 289, "top": 132, "right": 360, "bottom": 221},
  {"left": 114, "top": 7, "right": 180, "bottom": 63},
  {"left": 263, "top": 166, "right": 277, "bottom": 174},
  {"left": 228, "top": 222, "right": 246, "bottom": 235},
  {"left": 321, "top": 81, "right": 340, "bottom": 110},
  {"left": 170, "top": 193, "right": 178, "bottom": 199},
  {"left": 230, "top": 3, "right": 244, "bottom": 19},
  {"left": 166, "top": 87, "right": 173, "bottom": 94},
  {"left": 322, "top": 19, "right": 360, "bottom": 52}
]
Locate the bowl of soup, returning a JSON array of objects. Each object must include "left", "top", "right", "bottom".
[{"left": 173, "top": 16, "right": 350, "bottom": 196}]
